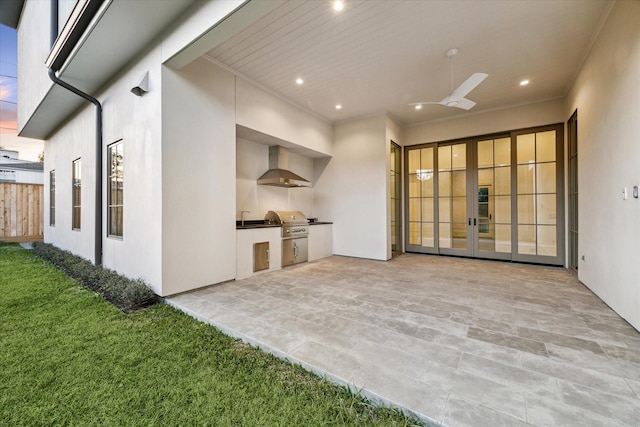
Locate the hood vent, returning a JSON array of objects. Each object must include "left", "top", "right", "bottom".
[{"left": 257, "top": 146, "right": 311, "bottom": 188}]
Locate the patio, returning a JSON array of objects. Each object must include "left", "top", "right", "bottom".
[{"left": 166, "top": 254, "right": 640, "bottom": 426}]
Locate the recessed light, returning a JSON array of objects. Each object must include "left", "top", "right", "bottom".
[
  {"left": 296, "top": 78, "right": 304, "bottom": 85},
  {"left": 333, "top": 1, "right": 344, "bottom": 12},
  {"left": 335, "top": 104, "right": 342, "bottom": 110},
  {"left": 520, "top": 79, "right": 530, "bottom": 86},
  {"left": 414, "top": 105, "right": 422, "bottom": 110}
]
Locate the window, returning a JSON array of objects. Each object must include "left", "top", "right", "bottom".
[
  {"left": 49, "top": 170, "right": 56, "bottom": 226},
  {"left": 72, "top": 159, "right": 81, "bottom": 230},
  {"left": 107, "top": 141, "right": 123, "bottom": 237}
]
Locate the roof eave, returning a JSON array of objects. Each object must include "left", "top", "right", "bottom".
[{"left": 0, "top": 0, "right": 25, "bottom": 29}]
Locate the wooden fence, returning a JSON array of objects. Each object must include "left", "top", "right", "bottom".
[{"left": 0, "top": 182, "right": 44, "bottom": 242}]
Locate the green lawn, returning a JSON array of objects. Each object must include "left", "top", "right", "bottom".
[{"left": 0, "top": 244, "right": 422, "bottom": 426}]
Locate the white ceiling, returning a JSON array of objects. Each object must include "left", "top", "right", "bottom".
[{"left": 204, "top": 0, "right": 612, "bottom": 126}]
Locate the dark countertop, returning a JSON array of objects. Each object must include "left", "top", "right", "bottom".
[{"left": 236, "top": 220, "right": 332, "bottom": 230}]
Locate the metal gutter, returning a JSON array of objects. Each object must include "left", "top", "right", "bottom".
[{"left": 47, "top": 0, "right": 103, "bottom": 266}]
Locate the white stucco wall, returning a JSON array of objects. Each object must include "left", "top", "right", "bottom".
[
  {"left": 236, "top": 138, "right": 314, "bottom": 220},
  {"left": 235, "top": 77, "right": 333, "bottom": 157},
  {"left": 565, "top": 0, "right": 640, "bottom": 330},
  {"left": 315, "top": 115, "right": 389, "bottom": 261},
  {"left": 17, "top": 0, "right": 53, "bottom": 131},
  {"left": 43, "top": 47, "right": 164, "bottom": 292},
  {"left": 99, "top": 52, "right": 164, "bottom": 292},
  {"left": 43, "top": 105, "right": 97, "bottom": 263},
  {"left": 161, "top": 58, "right": 237, "bottom": 296}
]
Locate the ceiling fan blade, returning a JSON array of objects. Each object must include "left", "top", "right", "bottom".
[
  {"left": 408, "top": 101, "right": 445, "bottom": 106},
  {"left": 450, "top": 73, "right": 488, "bottom": 100},
  {"left": 454, "top": 98, "right": 476, "bottom": 110}
]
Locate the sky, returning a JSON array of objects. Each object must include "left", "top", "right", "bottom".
[{"left": 0, "top": 23, "right": 44, "bottom": 161}]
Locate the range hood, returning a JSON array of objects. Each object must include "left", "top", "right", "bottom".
[{"left": 257, "top": 146, "right": 311, "bottom": 188}]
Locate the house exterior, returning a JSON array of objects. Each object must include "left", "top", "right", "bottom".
[
  {"left": 0, "top": 149, "right": 44, "bottom": 184},
  {"left": 4, "top": 1, "right": 639, "bottom": 331}
]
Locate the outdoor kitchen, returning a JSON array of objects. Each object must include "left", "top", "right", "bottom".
[{"left": 235, "top": 133, "right": 333, "bottom": 280}]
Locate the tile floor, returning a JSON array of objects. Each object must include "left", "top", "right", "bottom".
[{"left": 166, "top": 254, "right": 640, "bottom": 426}]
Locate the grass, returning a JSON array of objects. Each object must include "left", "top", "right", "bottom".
[{"left": 0, "top": 243, "right": 422, "bottom": 426}]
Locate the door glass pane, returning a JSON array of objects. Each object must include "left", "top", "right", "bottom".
[
  {"left": 495, "top": 166, "right": 511, "bottom": 195},
  {"left": 409, "top": 222, "right": 420, "bottom": 245},
  {"left": 495, "top": 137, "right": 511, "bottom": 166},
  {"left": 390, "top": 174, "right": 396, "bottom": 198},
  {"left": 409, "top": 198, "right": 421, "bottom": 222},
  {"left": 439, "top": 171, "right": 451, "bottom": 196},
  {"left": 517, "top": 165, "right": 535, "bottom": 194},
  {"left": 421, "top": 147, "right": 434, "bottom": 170},
  {"left": 495, "top": 224, "right": 512, "bottom": 253},
  {"left": 408, "top": 150, "right": 420, "bottom": 173},
  {"left": 477, "top": 168, "right": 493, "bottom": 190},
  {"left": 477, "top": 140, "right": 493, "bottom": 168},
  {"left": 438, "top": 146, "right": 452, "bottom": 170},
  {"left": 421, "top": 174, "right": 434, "bottom": 197},
  {"left": 439, "top": 223, "right": 452, "bottom": 248},
  {"left": 494, "top": 196, "right": 511, "bottom": 223},
  {"left": 536, "top": 194, "right": 556, "bottom": 225},
  {"left": 452, "top": 223, "right": 467, "bottom": 249},
  {"left": 409, "top": 174, "right": 420, "bottom": 197},
  {"left": 452, "top": 144, "right": 466, "bottom": 169},
  {"left": 439, "top": 197, "right": 451, "bottom": 221},
  {"left": 452, "top": 171, "right": 466, "bottom": 196},
  {"left": 517, "top": 134, "right": 535, "bottom": 164},
  {"left": 536, "top": 131, "right": 556, "bottom": 162},
  {"left": 537, "top": 225, "right": 557, "bottom": 256},
  {"left": 536, "top": 163, "right": 556, "bottom": 194},
  {"left": 422, "top": 198, "right": 434, "bottom": 222},
  {"left": 517, "top": 195, "right": 536, "bottom": 224},
  {"left": 518, "top": 225, "right": 536, "bottom": 254},
  {"left": 421, "top": 222, "right": 434, "bottom": 247},
  {"left": 452, "top": 197, "right": 466, "bottom": 223}
]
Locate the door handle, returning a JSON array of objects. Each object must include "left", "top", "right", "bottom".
[
  {"left": 468, "top": 218, "right": 471, "bottom": 226},
  {"left": 265, "top": 249, "right": 269, "bottom": 263},
  {"left": 293, "top": 244, "right": 298, "bottom": 257},
  {"left": 474, "top": 218, "right": 477, "bottom": 226}
]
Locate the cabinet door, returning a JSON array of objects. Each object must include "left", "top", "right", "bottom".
[
  {"left": 254, "top": 241, "right": 270, "bottom": 272},
  {"left": 282, "top": 239, "right": 295, "bottom": 267},
  {"left": 294, "top": 238, "right": 308, "bottom": 264}
]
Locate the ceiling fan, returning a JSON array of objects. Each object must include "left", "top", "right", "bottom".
[{"left": 410, "top": 48, "right": 488, "bottom": 111}]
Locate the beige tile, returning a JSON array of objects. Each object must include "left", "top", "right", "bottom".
[
  {"left": 467, "top": 326, "right": 549, "bottom": 357},
  {"left": 167, "top": 254, "right": 640, "bottom": 427}
]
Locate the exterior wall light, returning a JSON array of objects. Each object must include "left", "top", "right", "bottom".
[{"left": 131, "top": 72, "right": 149, "bottom": 96}]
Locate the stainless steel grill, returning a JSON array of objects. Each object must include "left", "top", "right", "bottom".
[
  {"left": 264, "top": 210, "right": 309, "bottom": 238},
  {"left": 264, "top": 210, "right": 309, "bottom": 266}
]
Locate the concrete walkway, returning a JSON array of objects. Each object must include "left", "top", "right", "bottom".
[{"left": 167, "top": 254, "right": 640, "bottom": 426}]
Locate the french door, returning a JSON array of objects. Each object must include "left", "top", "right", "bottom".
[{"left": 406, "top": 124, "right": 564, "bottom": 265}]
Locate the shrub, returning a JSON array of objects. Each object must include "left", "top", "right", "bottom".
[{"left": 31, "top": 242, "right": 158, "bottom": 312}]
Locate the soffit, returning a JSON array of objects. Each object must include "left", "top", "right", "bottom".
[
  {"left": 20, "top": 0, "right": 195, "bottom": 139},
  {"left": 204, "top": 0, "right": 612, "bottom": 126}
]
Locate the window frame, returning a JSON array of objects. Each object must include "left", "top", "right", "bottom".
[
  {"left": 107, "top": 140, "right": 124, "bottom": 238},
  {"left": 72, "top": 158, "right": 81, "bottom": 230},
  {"left": 49, "top": 170, "right": 56, "bottom": 226}
]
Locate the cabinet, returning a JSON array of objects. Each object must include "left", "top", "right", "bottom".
[
  {"left": 308, "top": 224, "right": 333, "bottom": 261},
  {"left": 282, "top": 237, "right": 308, "bottom": 267},
  {"left": 254, "top": 242, "right": 270, "bottom": 272},
  {"left": 236, "top": 227, "right": 281, "bottom": 280}
]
